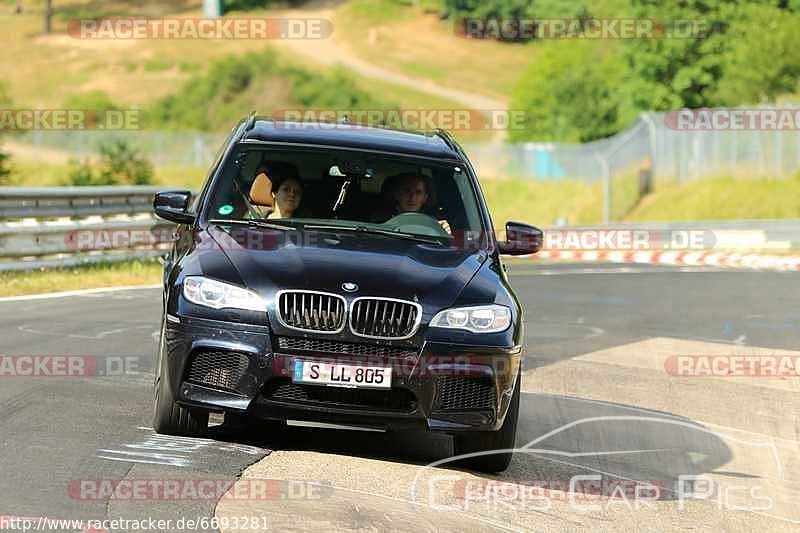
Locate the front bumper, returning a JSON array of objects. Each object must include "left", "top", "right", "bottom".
[{"left": 164, "top": 315, "right": 521, "bottom": 432}]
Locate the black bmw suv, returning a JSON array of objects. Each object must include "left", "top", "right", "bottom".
[{"left": 152, "top": 115, "right": 541, "bottom": 472}]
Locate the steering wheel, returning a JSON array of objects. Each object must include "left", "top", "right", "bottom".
[{"left": 383, "top": 212, "right": 449, "bottom": 237}]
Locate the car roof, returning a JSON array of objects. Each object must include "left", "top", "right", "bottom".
[{"left": 241, "top": 119, "right": 463, "bottom": 160}]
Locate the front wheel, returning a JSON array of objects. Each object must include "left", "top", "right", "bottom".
[
  {"left": 153, "top": 372, "right": 209, "bottom": 437},
  {"left": 152, "top": 330, "right": 208, "bottom": 437},
  {"left": 452, "top": 368, "right": 521, "bottom": 473}
]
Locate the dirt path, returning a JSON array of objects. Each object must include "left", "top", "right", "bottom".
[{"left": 271, "top": 5, "right": 507, "bottom": 142}]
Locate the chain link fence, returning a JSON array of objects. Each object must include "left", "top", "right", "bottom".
[
  {"left": 466, "top": 107, "right": 800, "bottom": 221},
  {"left": 15, "top": 130, "right": 225, "bottom": 168},
  {"left": 11, "top": 106, "right": 800, "bottom": 222}
]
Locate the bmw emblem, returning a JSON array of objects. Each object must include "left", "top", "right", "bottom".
[{"left": 342, "top": 282, "right": 358, "bottom": 293}]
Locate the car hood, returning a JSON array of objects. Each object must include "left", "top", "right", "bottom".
[{"left": 207, "top": 224, "right": 487, "bottom": 313}]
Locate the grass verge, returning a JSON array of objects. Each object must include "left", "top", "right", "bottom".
[
  {"left": 481, "top": 174, "right": 800, "bottom": 227},
  {"left": 626, "top": 176, "right": 800, "bottom": 221},
  {"left": 3, "top": 160, "right": 207, "bottom": 189},
  {"left": 481, "top": 178, "right": 602, "bottom": 227},
  {"left": 0, "top": 259, "right": 162, "bottom": 297}
]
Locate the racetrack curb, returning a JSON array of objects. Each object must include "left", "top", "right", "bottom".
[{"left": 534, "top": 249, "right": 800, "bottom": 272}]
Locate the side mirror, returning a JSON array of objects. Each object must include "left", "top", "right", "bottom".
[
  {"left": 154, "top": 190, "right": 195, "bottom": 225},
  {"left": 498, "top": 221, "right": 542, "bottom": 255}
]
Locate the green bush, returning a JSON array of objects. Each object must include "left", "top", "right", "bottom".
[
  {"left": 286, "top": 65, "right": 388, "bottom": 109},
  {"left": 66, "top": 141, "right": 154, "bottom": 186},
  {"left": 98, "top": 140, "right": 154, "bottom": 185},
  {"left": 150, "top": 49, "right": 396, "bottom": 131},
  {"left": 63, "top": 90, "right": 117, "bottom": 112},
  {"left": 510, "top": 40, "right": 636, "bottom": 142},
  {"left": 0, "top": 149, "right": 11, "bottom": 185},
  {"left": 66, "top": 158, "right": 96, "bottom": 186},
  {"left": 224, "top": 0, "right": 272, "bottom": 11},
  {"left": 151, "top": 51, "right": 275, "bottom": 130},
  {"left": 62, "top": 90, "right": 120, "bottom": 129}
]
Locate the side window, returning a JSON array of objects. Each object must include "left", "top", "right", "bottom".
[
  {"left": 206, "top": 149, "right": 252, "bottom": 220},
  {"left": 453, "top": 169, "right": 481, "bottom": 230},
  {"left": 191, "top": 128, "right": 237, "bottom": 215}
]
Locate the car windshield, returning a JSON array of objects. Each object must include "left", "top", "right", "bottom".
[{"left": 204, "top": 146, "right": 487, "bottom": 246}]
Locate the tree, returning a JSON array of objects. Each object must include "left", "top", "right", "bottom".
[
  {"left": 622, "top": 0, "right": 800, "bottom": 111},
  {"left": 0, "top": 82, "right": 10, "bottom": 185},
  {"left": 43, "top": 0, "right": 53, "bottom": 34},
  {"left": 510, "top": 40, "right": 636, "bottom": 142},
  {"left": 710, "top": 4, "right": 800, "bottom": 105},
  {"left": 0, "top": 150, "right": 11, "bottom": 186}
]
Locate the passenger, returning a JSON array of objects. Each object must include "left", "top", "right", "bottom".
[
  {"left": 267, "top": 174, "right": 304, "bottom": 219},
  {"left": 248, "top": 161, "right": 304, "bottom": 219},
  {"left": 375, "top": 172, "right": 451, "bottom": 234}
]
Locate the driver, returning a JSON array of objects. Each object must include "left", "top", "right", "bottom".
[{"left": 373, "top": 172, "right": 451, "bottom": 234}]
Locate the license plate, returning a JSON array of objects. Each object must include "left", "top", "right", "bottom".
[{"left": 293, "top": 360, "right": 391, "bottom": 389}]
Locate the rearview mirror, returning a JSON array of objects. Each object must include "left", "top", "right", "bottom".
[
  {"left": 330, "top": 160, "right": 373, "bottom": 179},
  {"left": 153, "top": 190, "right": 195, "bottom": 225},
  {"left": 498, "top": 221, "right": 542, "bottom": 255}
]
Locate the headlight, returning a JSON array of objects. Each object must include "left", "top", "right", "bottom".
[
  {"left": 430, "top": 304, "right": 511, "bottom": 333},
  {"left": 183, "top": 276, "right": 265, "bottom": 312}
]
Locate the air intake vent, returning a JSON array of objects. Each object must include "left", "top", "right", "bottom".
[
  {"left": 186, "top": 350, "right": 250, "bottom": 393},
  {"left": 276, "top": 337, "right": 418, "bottom": 359},
  {"left": 350, "top": 298, "right": 421, "bottom": 339},
  {"left": 435, "top": 377, "right": 495, "bottom": 411},
  {"left": 277, "top": 291, "right": 346, "bottom": 333}
]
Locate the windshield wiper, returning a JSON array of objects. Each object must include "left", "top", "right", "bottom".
[
  {"left": 303, "top": 224, "right": 446, "bottom": 246},
  {"left": 208, "top": 218, "right": 297, "bottom": 231}
]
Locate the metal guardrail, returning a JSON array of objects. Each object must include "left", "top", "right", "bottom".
[
  {"left": 1, "top": 186, "right": 799, "bottom": 272},
  {"left": 0, "top": 186, "right": 177, "bottom": 271},
  {"left": 0, "top": 186, "right": 165, "bottom": 218}
]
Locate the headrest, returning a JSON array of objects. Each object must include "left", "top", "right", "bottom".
[{"left": 249, "top": 172, "right": 273, "bottom": 207}]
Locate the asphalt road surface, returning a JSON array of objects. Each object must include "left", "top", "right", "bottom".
[{"left": 0, "top": 262, "right": 797, "bottom": 532}]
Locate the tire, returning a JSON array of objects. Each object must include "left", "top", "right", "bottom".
[
  {"left": 152, "top": 329, "right": 208, "bottom": 437},
  {"left": 452, "top": 368, "right": 521, "bottom": 473}
]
